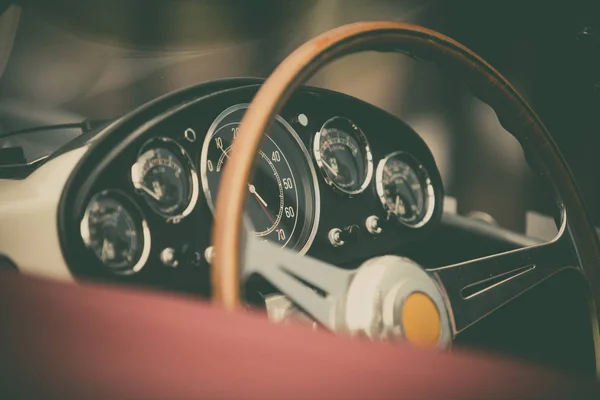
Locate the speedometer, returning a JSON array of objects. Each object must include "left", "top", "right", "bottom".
[{"left": 201, "top": 104, "right": 320, "bottom": 253}]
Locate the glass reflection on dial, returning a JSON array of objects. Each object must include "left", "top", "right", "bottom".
[
  {"left": 132, "top": 138, "right": 199, "bottom": 222},
  {"left": 375, "top": 151, "right": 435, "bottom": 228},
  {"left": 313, "top": 117, "right": 373, "bottom": 195},
  {"left": 201, "top": 104, "right": 319, "bottom": 252},
  {"left": 80, "top": 190, "right": 151, "bottom": 274}
]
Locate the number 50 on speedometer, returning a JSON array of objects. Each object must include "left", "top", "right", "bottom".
[{"left": 200, "top": 104, "right": 320, "bottom": 253}]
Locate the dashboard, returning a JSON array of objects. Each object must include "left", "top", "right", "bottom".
[{"left": 54, "top": 79, "right": 444, "bottom": 295}]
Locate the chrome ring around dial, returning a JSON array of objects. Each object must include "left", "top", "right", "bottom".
[
  {"left": 375, "top": 151, "right": 435, "bottom": 228},
  {"left": 313, "top": 117, "right": 373, "bottom": 196}
]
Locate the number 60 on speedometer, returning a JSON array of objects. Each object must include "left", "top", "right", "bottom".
[{"left": 200, "top": 104, "right": 320, "bottom": 253}]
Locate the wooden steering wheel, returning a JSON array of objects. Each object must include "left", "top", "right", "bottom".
[
  {"left": 212, "top": 21, "right": 600, "bottom": 359},
  {"left": 5, "top": 21, "right": 600, "bottom": 400}
]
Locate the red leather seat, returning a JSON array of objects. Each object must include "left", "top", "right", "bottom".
[{"left": 1, "top": 271, "right": 597, "bottom": 399}]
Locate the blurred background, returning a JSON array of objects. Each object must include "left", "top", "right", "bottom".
[{"left": 1, "top": 0, "right": 600, "bottom": 235}]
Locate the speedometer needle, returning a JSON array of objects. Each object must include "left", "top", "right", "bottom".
[{"left": 248, "top": 184, "right": 268, "bottom": 207}]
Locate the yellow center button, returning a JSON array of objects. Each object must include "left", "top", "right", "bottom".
[{"left": 401, "top": 292, "right": 441, "bottom": 349}]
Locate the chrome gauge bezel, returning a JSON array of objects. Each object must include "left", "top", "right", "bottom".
[
  {"left": 131, "top": 137, "right": 200, "bottom": 223},
  {"left": 313, "top": 116, "right": 374, "bottom": 196},
  {"left": 375, "top": 151, "right": 436, "bottom": 229},
  {"left": 80, "top": 189, "right": 152, "bottom": 275},
  {"left": 200, "top": 103, "right": 321, "bottom": 255}
]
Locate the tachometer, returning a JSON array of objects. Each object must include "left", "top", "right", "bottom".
[
  {"left": 375, "top": 151, "right": 435, "bottom": 228},
  {"left": 131, "top": 138, "right": 199, "bottom": 222},
  {"left": 201, "top": 104, "right": 319, "bottom": 253},
  {"left": 313, "top": 117, "right": 373, "bottom": 195},
  {"left": 80, "top": 190, "right": 151, "bottom": 274}
]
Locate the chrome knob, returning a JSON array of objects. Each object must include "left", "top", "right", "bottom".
[
  {"left": 366, "top": 215, "right": 382, "bottom": 235},
  {"left": 328, "top": 228, "right": 344, "bottom": 247},
  {"left": 160, "top": 247, "right": 179, "bottom": 268}
]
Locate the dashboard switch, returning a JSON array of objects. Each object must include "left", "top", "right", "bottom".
[
  {"left": 328, "top": 228, "right": 344, "bottom": 247},
  {"left": 297, "top": 113, "right": 309, "bottom": 127},
  {"left": 329, "top": 225, "right": 361, "bottom": 247},
  {"left": 340, "top": 224, "right": 361, "bottom": 243},
  {"left": 204, "top": 246, "right": 214, "bottom": 264},
  {"left": 366, "top": 215, "right": 382, "bottom": 235},
  {"left": 160, "top": 247, "right": 179, "bottom": 268},
  {"left": 184, "top": 128, "right": 197, "bottom": 142}
]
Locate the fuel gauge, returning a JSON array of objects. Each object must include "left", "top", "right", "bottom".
[
  {"left": 80, "top": 190, "right": 151, "bottom": 274},
  {"left": 132, "top": 138, "right": 199, "bottom": 222},
  {"left": 313, "top": 117, "right": 373, "bottom": 195}
]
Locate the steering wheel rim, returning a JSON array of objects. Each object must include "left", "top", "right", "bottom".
[{"left": 212, "top": 21, "right": 600, "bottom": 366}]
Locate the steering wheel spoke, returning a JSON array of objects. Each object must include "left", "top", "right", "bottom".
[
  {"left": 430, "top": 228, "right": 577, "bottom": 334},
  {"left": 243, "top": 235, "right": 354, "bottom": 331}
]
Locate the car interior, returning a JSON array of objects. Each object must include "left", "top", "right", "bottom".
[{"left": 2, "top": 1, "right": 600, "bottom": 398}]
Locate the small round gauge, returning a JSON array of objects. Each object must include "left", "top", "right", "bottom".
[
  {"left": 313, "top": 117, "right": 373, "bottom": 195},
  {"left": 131, "top": 138, "right": 199, "bottom": 222},
  {"left": 80, "top": 190, "right": 151, "bottom": 274},
  {"left": 201, "top": 104, "right": 320, "bottom": 253},
  {"left": 375, "top": 151, "right": 435, "bottom": 228}
]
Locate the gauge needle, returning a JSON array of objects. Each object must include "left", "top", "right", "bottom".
[
  {"left": 251, "top": 187, "right": 275, "bottom": 225},
  {"left": 139, "top": 184, "right": 162, "bottom": 201},
  {"left": 395, "top": 195, "right": 405, "bottom": 215},
  {"left": 248, "top": 184, "right": 268, "bottom": 207},
  {"left": 321, "top": 159, "right": 338, "bottom": 177},
  {"left": 217, "top": 142, "right": 230, "bottom": 160},
  {"left": 101, "top": 239, "right": 113, "bottom": 261}
]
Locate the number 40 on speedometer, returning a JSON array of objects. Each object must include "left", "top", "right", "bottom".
[{"left": 200, "top": 104, "right": 320, "bottom": 253}]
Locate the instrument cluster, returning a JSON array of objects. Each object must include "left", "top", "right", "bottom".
[{"left": 62, "top": 81, "right": 443, "bottom": 292}]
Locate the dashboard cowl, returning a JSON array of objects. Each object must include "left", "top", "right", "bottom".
[{"left": 57, "top": 78, "right": 444, "bottom": 295}]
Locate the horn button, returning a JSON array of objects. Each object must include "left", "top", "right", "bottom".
[
  {"left": 263, "top": 255, "right": 452, "bottom": 348},
  {"left": 345, "top": 256, "right": 451, "bottom": 348}
]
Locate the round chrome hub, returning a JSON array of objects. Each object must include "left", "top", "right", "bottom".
[{"left": 345, "top": 255, "right": 452, "bottom": 348}]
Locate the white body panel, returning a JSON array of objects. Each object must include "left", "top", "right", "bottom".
[{"left": 0, "top": 147, "right": 89, "bottom": 281}]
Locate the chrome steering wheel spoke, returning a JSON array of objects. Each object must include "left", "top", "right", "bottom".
[
  {"left": 429, "top": 226, "right": 576, "bottom": 335},
  {"left": 243, "top": 235, "right": 355, "bottom": 331}
]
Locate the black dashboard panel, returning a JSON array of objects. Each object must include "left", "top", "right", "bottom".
[{"left": 58, "top": 79, "right": 444, "bottom": 296}]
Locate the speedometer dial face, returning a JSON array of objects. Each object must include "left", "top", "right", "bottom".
[
  {"left": 80, "top": 190, "right": 151, "bottom": 275},
  {"left": 375, "top": 151, "right": 435, "bottom": 228},
  {"left": 313, "top": 117, "right": 373, "bottom": 195},
  {"left": 131, "top": 138, "right": 199, "bottom": 222},
  {"left": 201, "top": 104, "right": 320, "bottom": 253}
]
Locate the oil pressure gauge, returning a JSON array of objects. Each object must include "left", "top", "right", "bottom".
[
  {"left": 131, "top": 137, "right": 199, "bottom": 222},
  {"left": 375, "top": 151, "right": 435, "bottom": 228},
  {"left": 313, "top": 117, "right": 373, "bottom": 195}
]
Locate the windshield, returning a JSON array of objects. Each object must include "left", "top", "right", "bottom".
[{"left": 0, "top": 1, "right": 428, "bottom": 138}]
